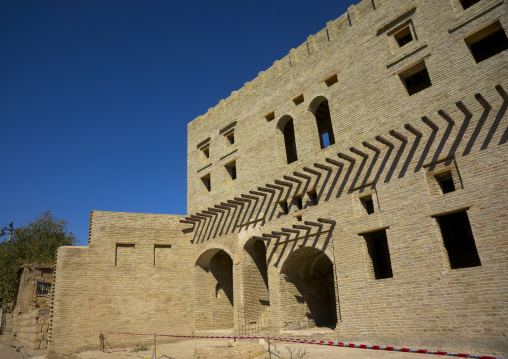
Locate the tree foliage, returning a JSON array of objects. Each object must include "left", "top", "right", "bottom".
[{"left": 0, "top": 211, "right": 76, "bottom": 309}]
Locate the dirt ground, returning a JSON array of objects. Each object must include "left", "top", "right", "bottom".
[{"left": 76, "top": 337, "right": 455, "bottom": 359}]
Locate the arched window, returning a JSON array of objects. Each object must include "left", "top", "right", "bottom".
[
  {"left": 282, "top": 118, "right": 298, "bottom": 164},
  {"left": 314, "top": 100, "right": 335, "bottom": 149}
]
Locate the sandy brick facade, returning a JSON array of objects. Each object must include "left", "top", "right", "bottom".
[{"left": 49, "top": 0, "right": 508, "bottom": 357}]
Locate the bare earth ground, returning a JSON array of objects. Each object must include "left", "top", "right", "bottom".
[
  {"left": 76, "top": 338, "right": 454, "bottom": 359},
  {"left": 0, "top": 338, "right": 21, "bottom": 359}
]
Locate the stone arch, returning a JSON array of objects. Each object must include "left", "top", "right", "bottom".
[
  {"left": 277, "top": 115, "right": 298, "bottom": 164},
  {"left": 241, "top": 238, "right": 270, "bottom": 326},
  {"left": 309, "top": 96, "right": 335, "bottom": 149},
  {"left": 194, "top": 248, "right": 234, "bottom": 330},
  {"left": 280, "top": 246, "right": 337, "bottom": 330}
]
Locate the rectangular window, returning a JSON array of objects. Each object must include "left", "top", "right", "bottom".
[
  {"left": 226, "top": 131, "right": 235, "bottom": 145},
  {"left": 307, "top": 191, "right": 318, "bottom": 205},
  {"left": 363, "top": 230, "right": 393, "bottom": 280},
  {"left": 201, "top": 174, "right": 211, "bottom": 192},
  {"left": 460, "top": 0, "right": 482, "bottom": 10},
  {"left": 394, "top": 25, "right": 413, "bottom": 47},
  {"left": 400, "top": 61, "right": 432, "bottom": 96},
  {"left": 225, "top": 161, "right": 237, "bottom": 180},
  {"left": 435, "top": 210, "right": 481, "bottom": 269},
  {"left": 294, "top": 196, "right": 303, "bottom": 210},
  {"left": 154, "top": 244, "right": 172, "bottom": 266},
  {"left": 466, "top": 22, "right": 508, "bottom": 63},
  {"left": 279, "top": 200, "right": 288, "bottom": 215},
  {"left": 435, "top": 171, "right": 455, "bottom": 194},
  {"left": 36, "top": 282, "right": 51, "bottom": 296},
  {"left": 115, "top": 243, "right": 135, "bottom": 266},
  {"left": 360, "top": 195, "right": 375, "bottom": 215},
  {"left": 202, "top": 146, "right": 210, "bottom": 159}
]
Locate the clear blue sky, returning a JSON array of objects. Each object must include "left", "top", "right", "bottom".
[{"left": 0, "top": 0, "right": 352, "bottom": 246}]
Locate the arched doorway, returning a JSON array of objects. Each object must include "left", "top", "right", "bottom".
[
  {"left": 194, "top": 249, "right": 234, "bottom": 330},
  {"left": 281, "top": 247, "right": 337, "bottom": 330},
  {"left": 241, "top": 238, "right": 270, "bottom": 330}
]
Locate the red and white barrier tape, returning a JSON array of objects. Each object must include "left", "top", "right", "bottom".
[{"left": 98, "top": 331, "right": 505, "bottom": 359}]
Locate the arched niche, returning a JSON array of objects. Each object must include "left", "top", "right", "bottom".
[
  {"left": 280, "top": 246, "right": 337, "bottom": 330},
  {"left": 194, "top": 248, "right": 234, "bottom": 330}
]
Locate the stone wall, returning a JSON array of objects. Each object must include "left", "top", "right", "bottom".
[{"left": 11, "top": 309, "right": 50, "bottom": 350}]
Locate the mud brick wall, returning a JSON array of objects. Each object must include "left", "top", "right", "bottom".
[{"left": 49, "top": 211, "right": 195, "bottom": 358}]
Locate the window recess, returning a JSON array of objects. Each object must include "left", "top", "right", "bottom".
[
  {"left": 225, "top": 160, "right": 237, "bottom": 180},
  {"left": 465, "top": 21, "right": 508, "bottom": 63},
  {"left": 201, "top": 173, "right": 211, "bottom": 192},
  {"left": 399, "top": 61, "right": 432, "bottom": 96},
  {"left": 361, "top": 229, "right": 393, "bottom": 280},
  {"left": 434, "top": 210, "right": 481, "bottom": 269}
]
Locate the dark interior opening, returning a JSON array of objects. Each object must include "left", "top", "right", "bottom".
[
  {"left": 202, "top": 147, "right": 210, "bottom": 158},
  {"left": 403, "top": 66, "right": 432, "bottom": 96},
  {"left": 460, "top": 0, "right": 482, "bottom": 10},
  {"left": 395, "top": 26, "right": 413, "bottom": 47},
  {"left": 201, "top": 174, "right": 211, "bottom": 192},
  {"left": 363, "top": 230, "right": 393, "bottom": 279},
  {"left": 294, "top": 196, "right": 303, "bottom": 210},
  {"left": 436, "top": 172, "right": 455, "bottom": 194},
  {"left": 280, "top": 201, "right": 288, "bottom": 214},
  {"left": 315, "top": 100, "right": 336, "bottom": 149},
  {"left": 308, "top": 191, "right": 318, "bottom": 205},
  {"left": 283, "top": 119, "right": 298, "bottom": 164},
  {"left": 469, "top": 27, "right": 508, "bottom": 63},
  {"left": 361, "top": 196, "right": 375, "bottom": 214},
  {"left": 227, "top": 132, "right": 235, "bottom": 145},
  {"left": 226, "top": 162, "right": 237, "bottom": 180},
  {"left": 436, "top": 211, "right": 481, "bottom": 269}
]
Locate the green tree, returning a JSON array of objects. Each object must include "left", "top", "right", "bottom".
[{"left": 0, "top": 211, "right": 76, "bottom": 309}]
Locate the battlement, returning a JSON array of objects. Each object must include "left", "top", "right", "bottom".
[{"left": 192, "top": 0, "right": 390, "bottom": 125}]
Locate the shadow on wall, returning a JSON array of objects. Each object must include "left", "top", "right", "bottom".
[{"left": 185, "top": 85, "right": 508, "bottom": 249}]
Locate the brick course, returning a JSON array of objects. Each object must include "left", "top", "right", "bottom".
[{"left": 49, "top": 0, "right": 508, "bottom": 357}]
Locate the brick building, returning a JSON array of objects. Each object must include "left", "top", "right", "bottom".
[{"left": 49, "top": 0, "right": 508, "bottom": 357}]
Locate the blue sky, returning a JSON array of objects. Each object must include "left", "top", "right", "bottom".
[{"left": 0, "top": 0, "right": 352, "bottom": 246}]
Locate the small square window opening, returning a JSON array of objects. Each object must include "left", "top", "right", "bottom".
[
  {"left": 400, "top": 62, "right": 432, "bottom": 96},
  {"left": 360, "top": 195, "right": 375, "bottom": 215},
  {"left": 460, "top": 0, "right": 482, "bottom": 10},
  {"left": 307, "top": 191, "right": 318, "bottom": 205},
  {"left": 265, "top": 112, "right": 275, "bottom": 121},
  {"left": 466, "top": 22, "right": 508, "bottom": 63},
  {"left": 394, "top": 26, "right": 413, "bottom": 47},
  {"left": 296, "top": 215, "right": 303, "bottom": 221},
  {"left": 294, "top": 196, "right": 303, "bottom": 210},
  {"left": 202, "top": 147, "right": 210, "bottom": 159},
  {"left": 201, "top": 174, "right": 211, "bottom": 192},
  {"left": 435, "top": 171, "right": 455, "bottom": 194},
  {"left": 225, "top": 161, "right": 237, "bottom": 180},
  {"left": 279, "top": 201, "right": 288, "bottom": 214},
  {"left": 37, "top": 282, "right": 51, "bottom": 296},
  {"left": 226, "top": 132, "right": 235, "bottom": 145}
]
